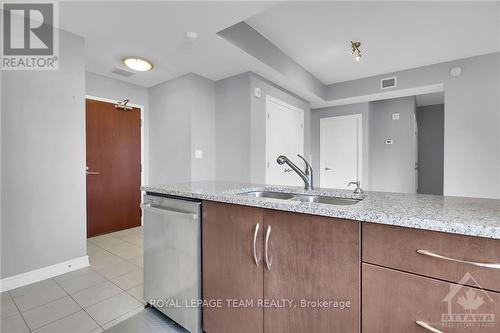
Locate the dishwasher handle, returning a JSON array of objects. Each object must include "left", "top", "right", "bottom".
[{"left": 141, "top": 204, "right": 198, "bottom": 220}]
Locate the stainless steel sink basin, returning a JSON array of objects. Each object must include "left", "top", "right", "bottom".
[
  {"left": 291, "top": 195, "right": 361, "bottom": 205},
  {"left": 237, "top": 191, "right": 362, "bottom": 205},
  {"left": 238, "top": 191, "right": 296, "bottom": 200}
]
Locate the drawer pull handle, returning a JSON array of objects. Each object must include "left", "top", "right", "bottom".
[
  {"left": 265, "top": 225, "right": 272, "bottom": 271},
  {"left": 415, "top": 321, "right": 444, "bottom": 333},
  {"left": 253, "top": 223, "right": 261, "bottom": 267},
  {"left": 417, "top": 249, "right": 500, "bottom": 270}
]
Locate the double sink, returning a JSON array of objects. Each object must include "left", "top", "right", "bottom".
[{"left": 237, "top": 190, "right": 362, "bottom": 206}]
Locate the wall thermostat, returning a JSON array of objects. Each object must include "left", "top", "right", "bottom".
[
  {"left": 385, "top": 139, "right": 394, "bottom": 145},
  {"left": 392, "top": 113, "right": 400, "bottom": 120}
]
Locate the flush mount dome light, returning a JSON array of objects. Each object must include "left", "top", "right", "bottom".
[{"left": 122, "top": 57, "right": 153, "bottom": 72}]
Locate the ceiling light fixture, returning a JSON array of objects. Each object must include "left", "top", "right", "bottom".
[
  {"left": 351, "top": 41, "right": 362, "bottom": 61},
  {"left": 122, "top": 57, "right": 153, "bottom": 72}
]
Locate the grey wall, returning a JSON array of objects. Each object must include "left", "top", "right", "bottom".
[
  {"left": 1, "top": 31, "right": 86, "bottom": 278},
  {"left": 417, "top": 104, "right": 444, "bottom": 195},
  {"left": 149, "top": 75, "right": 192, "bottom": 184},
  {"left": 326, "top": 53, "right": 500, "bottom": 198},
  {"left": 215, "top": 72, "right": 311, "bottom": 184},
  {"left": 148, "top": 74, "right": 216, "bottom": 184},
  {"left": 190, "top": 74, "right": 216, "bottom": 181},
  {"left": 369, "top": 97, "right": 417, "bottom": 193},
  {"left": 311, "top": 102, "right": 370, "bottom": 188},
  {"left": 250, "top": 73, "right": 311, "bottom": 183},
  {"left": 215, "top": 73, "right": 251, "bottom": 182}
]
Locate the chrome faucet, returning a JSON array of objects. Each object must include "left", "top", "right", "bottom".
[
  {"left": 348, "top": 181, "right": 364, "bottom": 194},
  {"left": 277, "top": 154, "right": 314, "bottom": 190}
]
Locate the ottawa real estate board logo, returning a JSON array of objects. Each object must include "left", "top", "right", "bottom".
[{"left": 1, "top": 2, "right": 59, "bottom": 70}]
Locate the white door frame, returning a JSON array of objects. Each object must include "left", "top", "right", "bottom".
[
  {"left": 265, "top": 95, "right": 305, "bottom": 184},
  {"left": 319, "top": 114, "right": 362, "bottom": 188},
  {"left": 85, "top": 95, "right": 146, "bottom": 187}
]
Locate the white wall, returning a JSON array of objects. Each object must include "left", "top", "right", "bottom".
[{"left": 1, "top": 30, "right": 87, "bottom": 278}]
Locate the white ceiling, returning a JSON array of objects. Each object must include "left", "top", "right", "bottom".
[
  {"left": 59, "top": 1, "right": 279, "bottom": 87},
  {"left": 59, "top": 1, "right": 500, "bottom": 97},
  {"left": 247, "top": 1, "right": 500, "bottom": 84}
]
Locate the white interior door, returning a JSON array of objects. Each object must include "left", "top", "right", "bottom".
[
  {"left": 266, "top": 96, "right": 304, "bottom": 186},
  {"left": 320, "top": 114, "right": 362, "bottom": 189}
]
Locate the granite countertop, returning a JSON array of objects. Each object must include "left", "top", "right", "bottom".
[{"left": 142, "top": 181, "right": 500, "bottom": 240}]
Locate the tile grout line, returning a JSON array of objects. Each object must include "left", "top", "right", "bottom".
[
  {"left": 7, "top": 290, "right": 33, "bottom": 333},
  {"left": 52, "top": 275, "right": 103, "bottom": 332}
]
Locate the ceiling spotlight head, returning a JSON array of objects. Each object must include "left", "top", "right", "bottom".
[
  {"left": 122, "top": 57, "right": 153, "bottom": 72},
  {"left": 351, "top": 41, "right": 362, "bottom": 61}
]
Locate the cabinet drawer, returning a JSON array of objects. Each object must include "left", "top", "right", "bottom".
[
  {"left": 362, "top": 223, "right": 500, "bottom": 292},
  {"left": 363, "top": 263, "right": 500, "bottom": 333}
]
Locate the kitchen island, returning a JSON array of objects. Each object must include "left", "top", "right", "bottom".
[{"left": 142, "top": 181, "right": 500, "bottom": 333}]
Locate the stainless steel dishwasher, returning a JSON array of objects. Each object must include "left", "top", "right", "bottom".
[{"left": 142, "top": 194, "right": 202, "bottom": 333}]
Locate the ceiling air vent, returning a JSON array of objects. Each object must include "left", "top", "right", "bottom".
[
  {"left": 112, "top": 68, "right": 134, "bottom": 77},
  {"left": 381, "top": 76, "right": 397, "bottom": 89}
]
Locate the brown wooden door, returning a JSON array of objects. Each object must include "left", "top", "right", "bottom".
[
  {"left": 85, "top": 99, "right": 141, "bottom": 237},
  {"left": 363, "top": 263, "right": 500, "bottom": 333},
  {"left": 263, "top": 210, "right": 360, "bottom": 333},
  {"left": 202, "top": 201, "right": 264, "bottom": 333}
]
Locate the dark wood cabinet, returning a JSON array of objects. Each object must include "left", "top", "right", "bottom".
[
  {"left": 363, "top": 223, "right": 500, "bottom": 292},
  {"left": 263, "top": 209, "right": 360, "bottom": 333},
  {"left": 202, "top": 201, "right": 264, "bottom": 333},
  {"left": 363, "top": 263, "right": 500, "bottom": 333},
  {"left": 202, "top": 202, "right": 360, "bottom": 333}
]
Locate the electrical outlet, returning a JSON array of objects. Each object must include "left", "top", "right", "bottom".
[{"left": 195, "top": 150, "right": 203, "bottom": 159}]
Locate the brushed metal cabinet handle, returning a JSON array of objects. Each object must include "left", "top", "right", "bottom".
[
  {"left": 415, "top": 321, "right": 444, "bottom": 333},
  {"left": 253, "top": 223, "right": 261, "bottom": 267},
  {"left": 265, "top": 225, "right": 272, "bottom": 271},
  {"left": 86, "top": 171, "right": 100, "bottom": 175},
  {"left": 417, "top": 249, "right": 500, "bottom": 270}
]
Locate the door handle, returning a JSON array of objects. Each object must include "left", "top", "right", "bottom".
[
  {"left": 86, "top": 166, "right": 99, "bottom": 175},
  {"left": 252, "top": 223, "right": 261, "bottom": 267},
  {"left": 415, "top": 321, "right": 444, "bottom": 333},
  {"left": 265, "top": 225, "right": 272, "bottom": 271}
]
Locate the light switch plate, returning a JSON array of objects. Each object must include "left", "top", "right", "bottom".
[
  {"left": 392, "top": 113, "right": 400, "bottom": 120},
  {"left": 195, "top": 150, "right": 203, "bottom": 159},
  {"left": 385, "top": 139, "right": 394, "bottom": 145}
]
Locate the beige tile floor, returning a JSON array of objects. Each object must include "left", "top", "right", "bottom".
[{"left": 1, "top": 227, "right": 145, "bottom": 333}]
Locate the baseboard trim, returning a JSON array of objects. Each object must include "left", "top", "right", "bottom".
[{"left": 0, "top": 256, "right": 89, "bottom": 292}]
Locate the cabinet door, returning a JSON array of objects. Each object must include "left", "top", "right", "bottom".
[
  {"left": 202, "top": 201, "right": 264, "bottom": 333},
  {"left": 263, "top": 210, "right": 360, "bottom": 333},
  {"left": 363, "top": 263, "right": 500, "bottom": 333}
]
